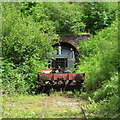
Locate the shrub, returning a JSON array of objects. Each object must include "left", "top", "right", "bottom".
[
  {"left": 77, "top": 20, "right": 118, "bottom": 118},
  {"left": 77, "top": 20, "right": 118, "bottom": 91},
  {"left": 2, "top": 3, "right": 59, "bottom": 94}
]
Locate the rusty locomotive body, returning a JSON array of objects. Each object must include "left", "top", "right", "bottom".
[
  {"left": 38, "top": 35, "right": 90, "bottom": 92},
  {"left": 38, "top": 72, "right": 85, "bottom": 92}
]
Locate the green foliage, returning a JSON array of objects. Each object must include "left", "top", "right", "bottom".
[
  {"left": 2, "top": 3, "right": 59, "bottom": 94},
  {"left": 77, "top": 20, "right": 118, "bottom": 91},
  {"left": 93, "top": 72, "right": 118, "bottom": 101},
  {"left": 2, "top": 3, "right": 58, "bottom": 64},
  {"left": 13, "top": 2, "right": 117, "bottom": 35},
  {"left": 2, "top": 2, "right": 118, "bottom": 97},
  {"left": 2, "top": 2, "right": 118, "bottom": 119},
  {"left": 20, "top": 2, "right": 85, "bottom": 34},
  {"left": 87, "top": 72, "right": 119, "bottom": 118},
  {"left": 44, "top": 2, "right": 85, "bottom": 34},
  {"left": 77, "top": 20, "right": 118, "bottom": 118},
  {"left": 81, "top": 2, "right": 117, "bottom": 34},
  {"left": 86, "top": 94, "right": 119, "bottom": 118},
  {"left": 2, "top": 61, "right": 27, "bottom": 94}
]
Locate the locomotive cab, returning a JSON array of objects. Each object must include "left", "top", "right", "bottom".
[{"left": 49, "top": 43, "right": 77, "bottom": 72}]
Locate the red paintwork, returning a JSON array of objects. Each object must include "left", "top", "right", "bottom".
[
  {"left": 38, "top": 72, "right": 85, "bottom": 92},
  {"left": 41, "top": 69, "right": 52, "bottom": 73},
  {"left": 38, "top": 73, "right": 85, "bottom": 81}
]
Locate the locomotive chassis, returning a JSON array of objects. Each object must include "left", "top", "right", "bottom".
[{"left": 38, "top": 72, "right": 85, "bottom": 92}]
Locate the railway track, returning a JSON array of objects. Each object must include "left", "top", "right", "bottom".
[
  {"left": 41, "top": 96, "right": 48, "bottom": 119},
  {"left": 41, "top": 94, "right": 89, "bottom": 119}
]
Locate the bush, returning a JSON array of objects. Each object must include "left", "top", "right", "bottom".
[
  {"left": 77, "top": 20, "right": 118, "bottom": 91},
  {"left": 77, "top": 20, "right": 119, "bottom": 118},
  {"left": 2, "top": 3, "right": 59, "bottom": 94}
]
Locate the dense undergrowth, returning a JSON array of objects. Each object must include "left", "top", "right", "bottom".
[
  {"left": 2, "top": 3, "right": 59, "bottom": 94},
  {"left": 1, "top": 2, "right": 119, "bottom": 119},
  {"left": 76, "top": 21, "right": 119, "bottom": 118}
]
